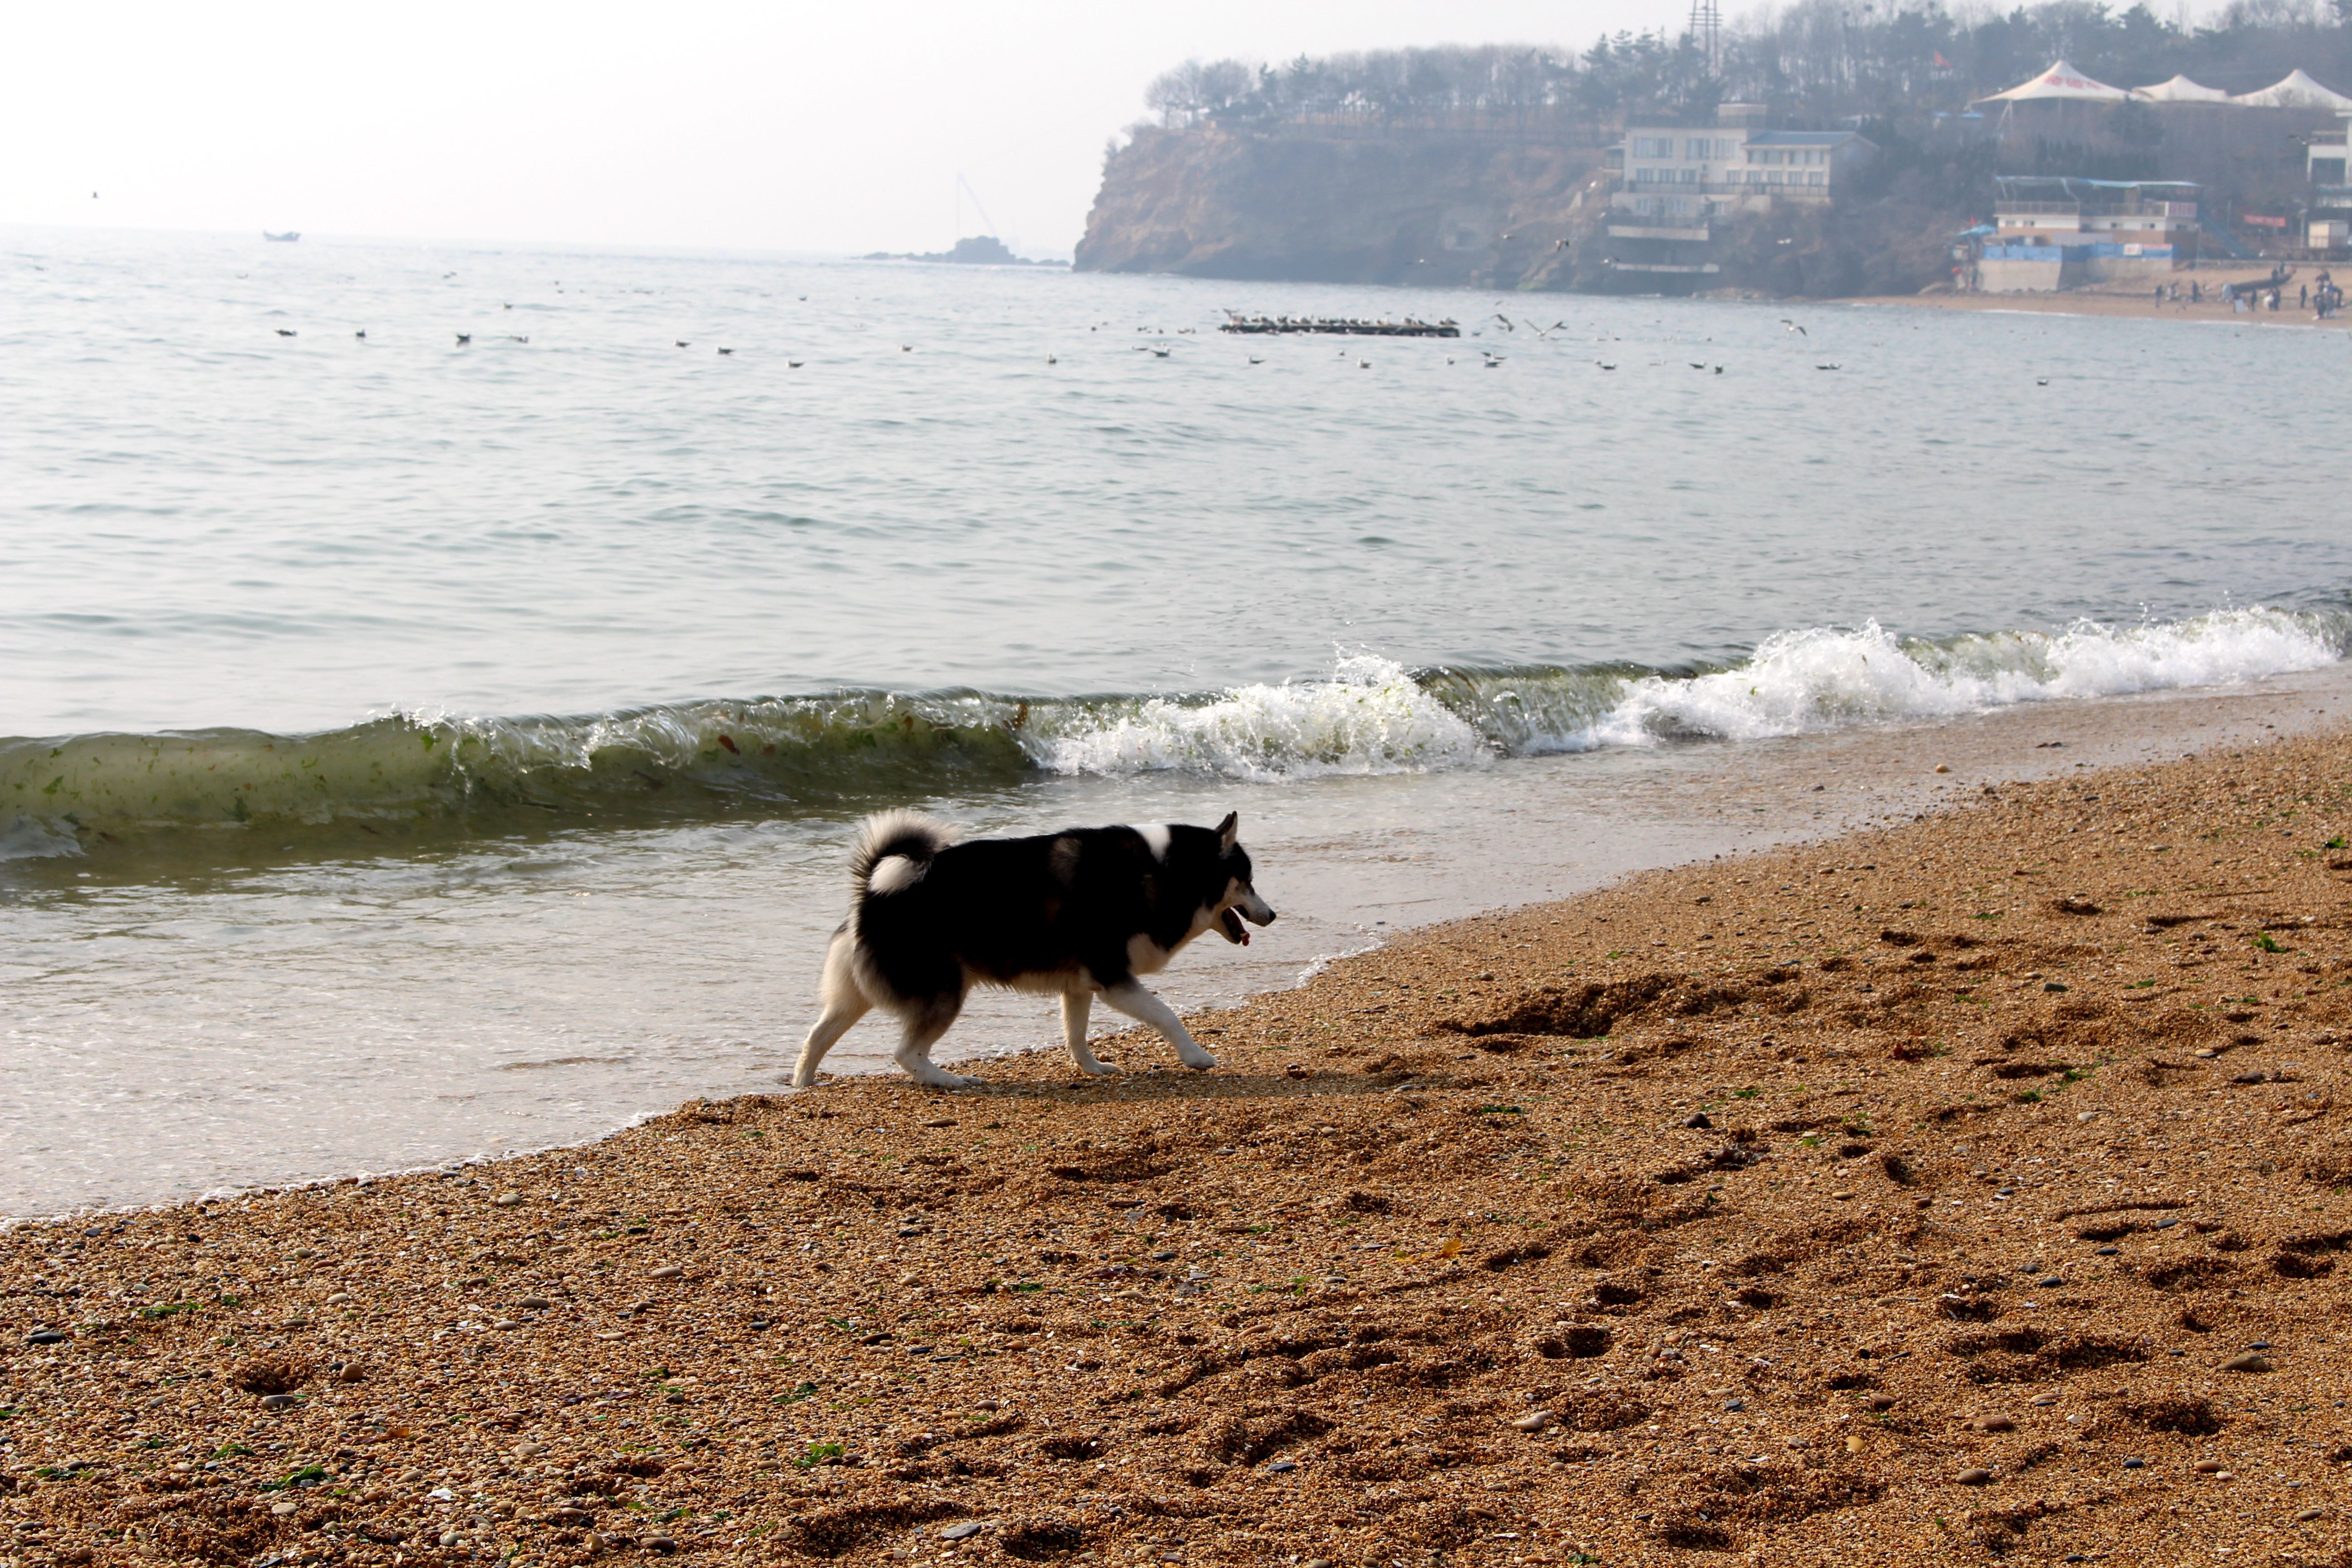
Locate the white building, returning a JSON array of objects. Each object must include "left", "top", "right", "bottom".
[
  {"left": 2310, "top": 112, "right": 2350, "bottom": 185},
  {"left": 1613, "top": 108, "right": 1877, "bottom": 222}
]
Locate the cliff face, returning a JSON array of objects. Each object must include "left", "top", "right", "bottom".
[
  {"left": 1075, "top": 126, "right": 1608, "bottom": 289},
  {"left": 1079, "top": 124, "right": 1972, "bottom": 299}
]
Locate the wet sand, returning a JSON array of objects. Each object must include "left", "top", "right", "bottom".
[
  {"left": 6, "top": 729, "right": 2352, "bottom": 1565},
  {"left": 1858, "top": 271, "right": 2351, "bottom": 329}
]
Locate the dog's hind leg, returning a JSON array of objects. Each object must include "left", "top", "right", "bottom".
[
  {"left": 1059, "top": 989, "right": 1117, "bottom": 1077},
  {"left": 791, "top": 932, "right": 872, "bottom": 1088},
  {"left": 1098, "top": 981, "right": 1216, "bottom": 1071},
  {"left": 894, "top": 993, "right": 978, "bottom": 1089}
]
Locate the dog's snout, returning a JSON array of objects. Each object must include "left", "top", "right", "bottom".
[{"left": 1240, "top": 890, "right": 1277, "bottom": 926}]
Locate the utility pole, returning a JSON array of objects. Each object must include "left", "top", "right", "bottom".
[{"left": 1688, "top": 0, "right": 1723, "bottom": 78}]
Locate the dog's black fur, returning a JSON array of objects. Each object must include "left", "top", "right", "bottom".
[{"left": 792, "top": 810, "right": 1276, "bottom": 1088}]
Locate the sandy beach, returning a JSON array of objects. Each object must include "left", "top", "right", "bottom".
[
  {"left": 1858, "top": 270, "right": 2352, "bottom": 329},
  {"left": 6, "top": 730, "right": 2351, "bottom": 1566}
]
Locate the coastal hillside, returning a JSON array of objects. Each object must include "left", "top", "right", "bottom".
[
  {"left": 1074, "top": 126, "right": 1608, "bottom": 289},
  {"left": 1076, "top": 124, "right": 1965, "bottom": 297}
]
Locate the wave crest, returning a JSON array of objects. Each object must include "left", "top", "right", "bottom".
[
  {"left": 4, "top": 608, "right": 2341, "bottom": 856},
  {"left": 1028, "top": 654, "right": 1485, "bottom": 780},
  {"left": 1566, "top": 608, "right": 2341, "bottom": 750}
]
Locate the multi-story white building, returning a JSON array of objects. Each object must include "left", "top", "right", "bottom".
[{"left": 1613, "top": 107, "right": 1877, "bottom": 222}]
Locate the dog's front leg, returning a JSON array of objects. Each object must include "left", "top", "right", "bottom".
[
  {"left": 1098, "top": 981, "right": 1216, "bottom": 1071},
  {"left": 1060, "top": 990, "right": 1117, "bottom": 1076}
]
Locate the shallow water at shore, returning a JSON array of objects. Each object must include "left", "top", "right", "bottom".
[{"left": 6, "top": 230, "right": 2352, "bottom": 1215}]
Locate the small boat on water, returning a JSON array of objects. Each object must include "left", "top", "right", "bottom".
[{"left": 263, "top": 231, "right": 301, "bottom": 243}]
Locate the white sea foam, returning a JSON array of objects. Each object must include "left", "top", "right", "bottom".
[
  {"left": 1030, "top": 654, "right": 1488, "bottom": 781},
  {"left": 1558, "top": 608, "right": 2340, "bottom": 751}
]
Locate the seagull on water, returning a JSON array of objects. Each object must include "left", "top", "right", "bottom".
[
  {"left": 455, "top": 333, "right": 471, "bottom": 345},
  {"left": 275, "top": 328, "right": 297, "bottom": 338},
  {"left": 1781, "top": 320, "right": 1807, "bottom": 335},
  {"left": 788, "top": 360, "right": 804, "bottom": 368},
  {"left": 717, "top": 347, "right": 734, "bottom": 355}
]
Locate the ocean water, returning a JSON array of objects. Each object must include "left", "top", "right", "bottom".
[{"left": 5, "top": 226, "right": 2350, "bottom": 1215}]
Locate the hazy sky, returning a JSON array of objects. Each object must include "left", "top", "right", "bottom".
[{"left": 1, "top": 1, "right": 1661, "bottom": 257}]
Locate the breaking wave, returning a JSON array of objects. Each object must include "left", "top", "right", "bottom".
[{"left": 4, "top": 607, "right": 2341, "bottom": 857}]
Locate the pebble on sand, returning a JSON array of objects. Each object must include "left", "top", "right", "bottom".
[
  {"left": 649, "top": 1264, "right": 683, "bottom": 1280},
  {"left": 1953, "top": 1468, "right": 1993, "bottom": 1485},
  {"left": 1512, "top": 1410, "right": 1558, "bottom": 1432},
  {"left": 2222, "top": 1352, "right": 2274, "bottom": 1373}
]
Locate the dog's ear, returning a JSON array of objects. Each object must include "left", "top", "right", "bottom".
[{"left": 1216, "top": 812, "right": 1239, "bottom": 852}]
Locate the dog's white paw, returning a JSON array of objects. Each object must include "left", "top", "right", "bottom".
[
  {"left": 1179, "top": 1052, "right": 1219, "bottom": 1072},
  {"left": 1078, "top": 1058, "right": 1121, "bottom": 1076}
]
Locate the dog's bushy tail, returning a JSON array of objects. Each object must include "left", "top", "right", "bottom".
[{"left": 849, "top": 809, "right": 952, "bottom": 908}]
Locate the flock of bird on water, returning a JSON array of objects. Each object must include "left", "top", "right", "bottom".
[{"left": 247, "top": 287, "right": 1854, "bottom": 373}]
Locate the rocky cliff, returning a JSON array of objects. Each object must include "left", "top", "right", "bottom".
[
  {"left": 1077, "top": 123, "right": 1970, "bottom": 298},
  {"left": 1074, "top": 126, "right": 1609, "bottom": 289}
]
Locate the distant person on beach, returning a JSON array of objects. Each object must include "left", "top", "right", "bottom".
[
  {"left": 2191, "top": 281, "right": 2201, "bottom": 303},
  {"left": 2300, "top": 284, "right": 2308, "bottom": 308}
]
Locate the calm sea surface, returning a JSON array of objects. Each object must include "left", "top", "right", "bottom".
[{"left": 5, "top": 227, "right": 2349, "bottom": 1214}]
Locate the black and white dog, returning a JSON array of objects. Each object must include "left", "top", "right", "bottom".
[{"left": 792, "top": 810, "right": 1277, "bottom": 1088}]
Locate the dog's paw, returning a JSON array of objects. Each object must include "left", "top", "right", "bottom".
[
  {"left": 1179, "top": 1052, "right": 1219, "bottom": 1073},
  {"left": 1078, "top": 1058, "right": 1121, "bottom": 1077}
]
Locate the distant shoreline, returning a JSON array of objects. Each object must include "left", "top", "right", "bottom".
[{"left": 1850, "top": 274, "right": 2352, "bottom": 329}]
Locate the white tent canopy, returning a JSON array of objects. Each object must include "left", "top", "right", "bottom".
[
  {"left": 2135, "top": 74, "right": 2230, "bottom": 103},
  {"left": 2230, "top": 69, "right": 2352, "bottom": 109},
  {"left": 1980, "top": 59, "right": 2133, "bottom": 102}
]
